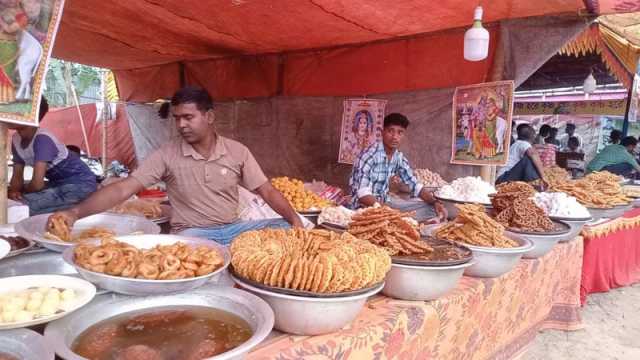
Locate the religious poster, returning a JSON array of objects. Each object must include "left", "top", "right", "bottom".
[
  {"left": 0, "top": 0, "right": 65, "bottom": 126},
  {"left": 450, "top": 80, "right": 515, "bottom": 166},
  {"left": 338, "top": 98, "right": 387, "bottom": 164},
  {"left": 628, "top": 74, "right": 640, "bottom": 123}
]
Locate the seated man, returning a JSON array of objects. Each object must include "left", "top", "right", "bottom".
[
  {"left": 349, "top": 113, "right": 446, "bottom": 222},
  {"left": 496, "top": 124, "right": 546, "bottom": 184},
  {"left": 8, "top": 97, "right": 97, "bottom": 215},
  {"left": 48, "top": 86, "right": 302, "bottom": 245},
  {"left": 587, "top": 136, "right": 640, "bottom": 177}
]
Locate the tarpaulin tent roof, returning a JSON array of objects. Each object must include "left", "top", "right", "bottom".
[{"left": 52, "top": 0, "right": 634, "bottom": 101}]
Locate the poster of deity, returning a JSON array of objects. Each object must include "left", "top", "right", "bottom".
[
  {"left": 0, "top": 0, "right": 64, "bottom": 126},
  {"left": 338, "top": 98, "right": 387, "bottom": 164},
  {"left": 450, "top": 80, "right": 515, "bottom": 166}
]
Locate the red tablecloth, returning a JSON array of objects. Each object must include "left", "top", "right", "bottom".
[{"left": 580, "top": 208, "right": 640, "bottom": 304}]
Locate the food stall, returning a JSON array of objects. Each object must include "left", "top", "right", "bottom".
[{"left": 2, "top": 1, "right": 640, "bottom": 360}]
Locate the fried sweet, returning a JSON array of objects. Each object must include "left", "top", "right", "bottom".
[
  {"left": 111, "top": 200, "right": 163, "bottom": 219},
  {"left": 73, "top": 239, "right": 224, "bottom": 280},
  {"left": 491, "top": 182, "right": 554, "bottom": 232},
  {"left": 230, "top": 228, "right": 391, "bottom": 294},
  {"left": 547, "top": 171, "right": 631, "bottom": 208},
  {"left": 435, "top": 204, "right": 518, "bottom": 248},
  {"left": 347, "top": 206, "right": 432, "bottom": 256}
]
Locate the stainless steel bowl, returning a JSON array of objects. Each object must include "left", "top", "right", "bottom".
[
  {"left": 15, "top": 213, "right": 161, "bottom": 252},
  {"left": 463, "top": 235, "right": 534, "bottom": 278},
  {"left": 550, "top": 216, "right": 592, "bottom": 243},
  {"left": 382, "top": 261, "right": 474, "bottom": 300},
  {"left": 0, "top": 249, "right": 76, "bottom": 278},
  {"left": 586, "top": 204, "right": 632, "bottom": 221},
  {"left": 62, "top": 235, "right": 231, "bottom": 296},
  {"left": 44, "top": 286, "right": 274, "bottom": 360},
  {"left": 231, "top": 274, "right": 383, "bottom": 336},
  {"left": 506, "top": 221, "right": 571, "bottom": 259},
  {"left": 434, "top": 195, "right": 491, "bottom": 220},
  {"left": 0, "top": 328, "right": 55, "bottom": 360}
]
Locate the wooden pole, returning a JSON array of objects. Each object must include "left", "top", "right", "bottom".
[
  {"left": 0, "top": 123, "right": 7, "bottom": 224},
  {"left": 70, "top": 84, "right": 92, "bottom": 158},
  {"left": 101, "top": 70, "right": 107, "bottom": 172}
]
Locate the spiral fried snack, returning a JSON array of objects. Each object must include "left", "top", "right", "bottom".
[
  {"left": 111, "top": 199, "right": 163, "bottom": 219},
  {"left": 491, "top": 182, "right": 554, "bottom": 232},
  {"left": 435, "top": 204, "right": 518, "bottom": 248},
  {"left": 548, "top": 171, "right": 631, "bottom": 208},
  {"left": 74, "top": 239, "right": 224, "bottom": 280},
  {"left": 348, "top": 206, "right": 432, "bottom": 256},
  {"left": 45, "top": 214, "right": 72, "bottom": 241},
  {"left": 230, "top": 228, "right": 391, "bottom": 293}
]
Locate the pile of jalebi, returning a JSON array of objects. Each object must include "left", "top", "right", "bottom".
[
  {"left": 491, "top": 182, "right": 554, "bottom": 232},
  {"left": 435, "top": 204, "right": 518, "bottom": 248},
  {"left": 230, "top": 228, "right": 391, "bottom": 293},
  {"left": 348, "top": 206, "right": 432, "bottom": 256},
  {"left": 548, "top": 171, "right": 631, "bottom": 208}
]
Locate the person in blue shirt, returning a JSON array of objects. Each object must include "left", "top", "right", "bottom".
[
  {"left": 8, "top": 97, "right": 97, "bottom": 215},
  {"left": 349, "top": 113, "right": 446, "bottom": 222}
]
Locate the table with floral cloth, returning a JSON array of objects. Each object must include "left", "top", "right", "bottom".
[
  {"left": 580, "top": 208, "right": 640, "bottom": 304},
  {"left": 248, "top": 239, "right": 583, "bottom": 360}
]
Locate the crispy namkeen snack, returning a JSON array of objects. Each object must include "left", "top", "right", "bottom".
[
  {"left": 547, "top": 171, "right": 631, "bottom": 208},
  {"left": 347, "top": 206, "right": 432, "bottom": 256},
  {"left": 74, "top": 239, "right": 223, "bottom": 280},
  {"left": 230, "top": 228, "right": 390, "bottom": 293},
  {"left": 435, "top": 204, "right": 518, "bottom": 248},
  {"left": 111, "top": 199, "right": 163, "bottom": 219}
]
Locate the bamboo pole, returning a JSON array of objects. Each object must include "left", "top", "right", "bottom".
[
  {"left": 0, "top": 123, "right": 7, "bottom": 224},
  {"left": 70, "top": 84, "right": 92, "bottom": 158}
]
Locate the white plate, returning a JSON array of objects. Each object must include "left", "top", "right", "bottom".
[
  {"left": 0, "top": 275, "right": 96, "bottom": 330},
  {"left": 0, "top": 239, "right": 10, "bottom": 260}
]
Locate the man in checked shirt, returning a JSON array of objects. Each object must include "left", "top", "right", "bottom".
[{"left": 349, "top": 113, "right": 447, "bottom": 222}]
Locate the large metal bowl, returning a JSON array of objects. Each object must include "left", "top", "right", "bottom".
[
  {"left": 382, "top": 261, "right": 474, "bottom": 301},
  {"left": 15, "top": 213, "right": 161, "bottom": 252},
  {"left": 434, "top": 195, "right": 491, "bottom": 220},
  {"left": 550, "top": 216, "right": 592, "bottom": 243},
  {"left": 506, "top": 221, "right": 571, "bottom": 259},
  {"left": 462, "top": 235, "right": 534, "bottom": 278},
  {"left": 0, "top": 328, "right": 55, "bottom": 360},
  {"left": 62, "top": 235, "right": 231, "bottom": 296},
  {"left": 231, "top": 274, "right": 383, "bottom": 336},
  {"left": 586, "top": 204, "right": 633, "bottom": 221},
  {"left": 44, "top": 286, "right": 274, "bottom": 360}
]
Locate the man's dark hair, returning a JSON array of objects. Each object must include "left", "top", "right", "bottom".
[
  {"left": 517, "top": 124, "right": 534, "bottom": 141},
  {"left": 609, "top": 129, "right": 622, "bottom": 144},
  {"left": 622, "top": 136, "right": 638, "bottom": 147},
  {"left": 566, "top": 123, "right": 576, "bottom": 131},
  {"left": 383, "top": 113, "right": 410, "bottom": 129},
  {"left": 66, "top": 145, "right": 81, "bottom": 154},
  {"left": 39, "top": 96, "right": 48, "bottom": 121},
  {"left": 539, "top": 124, "right": 552, "bottom": 137},
  {"left": 170, "top": 86, "right": 214, "bottom": 113},
  {"left": 568, "top": 136, "right": 580, "bottom": 148},
  {"left": 516, "top": 123, "right": 528, "bottom": 133},
  {"left": 158, "top": 102, "right": 170, "bottom": 119}
]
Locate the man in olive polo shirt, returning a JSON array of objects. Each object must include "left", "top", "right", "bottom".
[{"left": 48, "top": 86, "right": 302, "bottom": 245}]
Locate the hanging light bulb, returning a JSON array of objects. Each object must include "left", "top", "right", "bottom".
[
  {"left": 583, "top": 72, "right": 597, "bottom": 94},
  {"left": 464, "top": 6, "right": 490, "bottom": 61}
]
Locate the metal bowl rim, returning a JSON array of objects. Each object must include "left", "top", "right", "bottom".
[
  {"left": 0, "top": 327, "right": 55, "bottom": 360},
  {"left": 461, "top": 236, "right": 534, "bottom": 254},
  {"left": 505, "top": 220, "right": 571, "bottom": 236},
  {"left": 390, "top": 261, "right": 475, "bottom": 270},
  {"left": 549, "top": 215, "right": 593, "bottom": 222},
  {"left": 43, "top": 286, "right": 275, "bottom": 360},
  {"left": 232, "top": 274, "right": 384, "bottom": 302},
  {"left": 434, "top": 195, "right": 492, "bottom": 206},
  {"left": 61, "top": 235, "right": 230, "bottom": 284}
]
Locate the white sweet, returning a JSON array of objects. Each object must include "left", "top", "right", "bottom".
[
  {"left": 533, "top": 192, "right": 591, "bottom": 219},
  {"left": 318, "top": 206, "right": 354, "bottom": 227},
  {"left": 29, "top": 291, "right": 43, "bottom": 301},
  {"left": 61, "top": 289, "right": 76, "bottom": 301},
  {"left": 38, "top": 302, "right": 57, "bottom": 316},
  {"left": 14, "top": 310, "right": 34, "bottom": 322},
  {"left": 26, "top": 298, "right": 42, "bottom": 312},
  {"left": 46, "top": 288, "right": 60, "bottom": 298},
  {"left": 436, "top": 177, "right": 496, "bottom": 204},
  {"left": 2, "top": 311, "right": 15, "bottom": 322}
]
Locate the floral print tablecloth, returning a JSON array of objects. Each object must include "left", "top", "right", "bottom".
[{"left": 249, "top": 239, "right": 583, "bottom": 360}]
